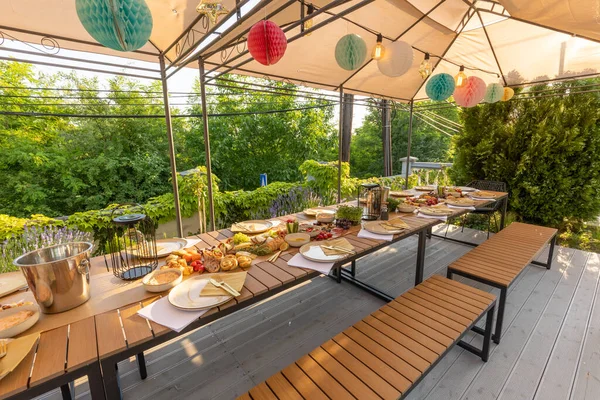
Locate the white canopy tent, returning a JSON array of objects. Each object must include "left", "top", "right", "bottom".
[{"left": 1, "top": 0, "right": 599, "bottom": 233}]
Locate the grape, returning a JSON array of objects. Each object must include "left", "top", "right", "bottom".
[{"left": 335, "top": 218, "right": 352, "bottom": 230}]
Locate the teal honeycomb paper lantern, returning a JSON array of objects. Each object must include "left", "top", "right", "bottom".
[
  {"left": 76, "top": 0, "right": 153, "bottom": 52},
  {"left": 425, "top": 73, "right": 455, "bottom": 101},
  {"left": 484, "top": 83, "right": 504, "bottom": 103},
  {"left": 335, "top": 34, "right": 367, "bottom": 71}
]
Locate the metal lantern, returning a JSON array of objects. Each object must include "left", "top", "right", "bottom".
[
  {"left": 104, "top": 204, "right": 158, "bottom": 280},
  {"left": 358, "top": 183, "right": 382, "bottom": 221},
  {"left": 75, "top": 0, "right": 153, "bottom": 52}
]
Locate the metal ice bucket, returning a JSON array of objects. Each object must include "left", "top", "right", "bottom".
[{"left": 13, "top": 242, "right": 93, "bottom": 314}]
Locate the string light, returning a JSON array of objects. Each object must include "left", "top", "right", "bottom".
[
  {"left": 419, "top": 53, "right": 432, "bottom": 79},
  {"left": 303, "top": 4, "right": 314, "bottom": 36},
  {"left": 371, "top": 33, "right": 385, "bottom": 60},
  {"left": 455, "top": 65, "right": 468, "bottom": 88}
]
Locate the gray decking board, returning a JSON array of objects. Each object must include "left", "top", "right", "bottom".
[{"left": 34, "top": 226, "right": 599, "bottom": 400}]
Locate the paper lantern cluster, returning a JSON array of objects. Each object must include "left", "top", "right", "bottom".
[
  {"left": 76, "top": 0, "right": 153, "bottom": 52},
  {"left": 454, "top": 76, "right": 487, "bottom": 108},
  {"left": 247, "top": 20, "right": 288, "bottom": 66},
  {"left": 377, "top": 41, "right": 413, "bottom": 77},
  {"left": 335, "top": 34, "right": 368, "bottom": 71},
  {"left": 425, "top": 73, "right": 455, "bottom": 101}
]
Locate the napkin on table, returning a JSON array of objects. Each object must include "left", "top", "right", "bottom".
[
  {"left": 357, "top": 229, "right": 393, "bottom": 242},
  {"left": 446, "top": 204, "right": 476, "bottom": 211},
  {"left": 287, "top": 253, "right": 333, "bottom": 275},
  {"left": 417, "top": 213, "right": 448, "bottom": 222},
  {"left": 137, "top": 296, "right": 209, "bottom": 333},
  {"left": 199, "top": 271, "right": 247, "bottom": 296},
  {"left": 321, "top": 238, "right": 354, "bottom": 256},
  {"left": 185, "top": 238, "right": 203, "bottom": 248}
]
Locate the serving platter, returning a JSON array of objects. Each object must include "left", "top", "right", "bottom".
[
  {"left": 363, "top": 219, "right": 408, "bottom": 235},
  {"left": 0, "top": 273, "right": 27, "bottom": 299},
  {"left": 0, "top": 303, "right": 40, "bottom": 339},
  {"left": 299, "top": 241, "right": 347, "bottom": 263},
  {"left": 469, "top": 190, "right": 502, "bottom": 200},
  {"left": 231, "top": 220, "right": 273, "bottom": 234},
  {"left": 155, "top": 238, "right": 188, "bottom": 257},
  {"left": 445, "top": 198, "right": 476, "bottom": 207},
  {"left": 168, "top": 274, "right": 232, "bottom": 311}
]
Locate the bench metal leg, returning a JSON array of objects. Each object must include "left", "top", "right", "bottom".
[
  {"left": 482, "top": 305, "right": 494, "bottom": 361},
  {"left": 500, "top": 197, "right": 508, "bottom": 230},
  {"left": 493, "top": 287, "right": 507, "bottom": 344},
  {"left": 136, "top": 352, "right": 147, "bottom": 380},
  {"left": 350, "top": 260, "right": 356, "bottom": 277},
  {"left": 531, "top": 234, "right": 557, "bottom": 269}
]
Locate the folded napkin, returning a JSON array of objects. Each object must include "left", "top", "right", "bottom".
[
  {"left": 446, "top": 204, "right": 476, "bottom": 211},
  {"left": 185, "top": 238, "right": 203, "bottom": 248},
  {"left": 287, "top": 253, "right": 333, "bottom": 274},
  {"left": 0, "top": 333, "right": 39, "bottom": 381},
  {"left": 382, "top": 217, "right": 410, "bottom": 230},
  {"left": 137, "top": 296, "right": 209, "bottom": 333},
  {"left": 417, "top": 212, "right": 448, "bottom": 221},
  {"left": 321, "top": 238, "right": 354, "bottom": 256},
  {"left": 357, "top": 229, "right": 393, "bottom": 242},
  {"left": 199, "top": 271, "right": 247, "bottom": 296}
]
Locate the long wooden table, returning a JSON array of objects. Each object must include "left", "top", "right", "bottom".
[{"left": 0, "top": 193, "right": 506, "bottom": 399}]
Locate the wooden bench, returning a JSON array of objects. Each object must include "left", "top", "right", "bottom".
[
  {"left": 447, "top": 222, "right": 558, "bottom": 344},
  {"left": 237, "top": 275, "right": 496, "bottom": 400}
]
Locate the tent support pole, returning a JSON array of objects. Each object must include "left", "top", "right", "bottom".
[
  {"left": 405, "top": 100, "right": 414, "bottom": 189},
  {"left": 198, "top": 58, "right": 216, "bottom": 231},
  {"left": 159, "top": 55, "right": 184, "bottom": 237},
  {"left": 382, "top": 99, "right": 392, "bottom": 176},
  {"left": 337, "top": 86, "right": 344, "bottom": 203}
]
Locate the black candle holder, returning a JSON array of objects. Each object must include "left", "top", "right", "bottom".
[{"left": 103, "top": 204, "right": 158, "bottom": 280}]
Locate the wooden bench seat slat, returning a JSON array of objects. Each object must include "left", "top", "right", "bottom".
[
  {"left": 402, "top": 291, "right": 475, "bottom": 324},
  {"left": 332, "top": 332, "right": 412, "bottom": 393},
  {"left": 412, "top": 286, "right": 483, "bottom": 317},
  {"left": 428, "top": 275, "right": 496, "bottom": 301},
  {"left": 381, "top": 303, "right": 461, "bottom": 341},
  {"left": 308, "top": 346, "right": 381, "bottom": 399},
  {"left": 249, "top": 381, "right": 278, "bottom": 399},
  {"left": 295, "top": 355, "right": 354, "bottom": 399},
  {"left": 427, "top": 275, "right": 496, "bottom": 304},
  {"left": 281, "top": 363, "right": 329, "bottom": 400},
  {"left": 265, "top": 372, "right": 303, "bottom": 400},
  {"left": 346, "top": 325, "right": 426, "bottom": 378},
  {"left": 420, "top": 281, "right": 490, "bottom": 310},
  {"left": 391, "top": 297, "right": 466, "bottom": 333},
  {"left": 321, "top": 340, "right": 401, "bottom": 399},
  {"left": 447, "top": 264, "right": 512, "bottom": 286},
  {"left": 456, "top": 255, "right": 528, "bottom": 272},
  {"left": 452, "top": 258, "right": 521, "bottom": 277},
  {"left": 378, "top": 306, "right": 455, "bottom": 347}
]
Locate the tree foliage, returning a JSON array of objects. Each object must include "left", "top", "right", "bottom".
[
  {"left": 350, "top": 101, "right": 456, "bottom": 178},
  {"left": 450, "top": 79, "right": 600, "bottom": 226}
]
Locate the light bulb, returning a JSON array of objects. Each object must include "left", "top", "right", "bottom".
[
  {"left": 372, "top": 33, "right": 385, "bottom": 60},
  {"left": 455, "top": 66, "right": 468, "bottom": 88},
  {"left": 419, "top": 53, "right": 432, "bottom": 79},
  {"left": 304, "top": 4, "right": 314, "bottom": 36}
]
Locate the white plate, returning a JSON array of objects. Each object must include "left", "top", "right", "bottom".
[
  {"left": 0, "top": 304, "right": 40, "bottom": 339},
  {"left": 231, "top": 220, "right": 273, "bottom": 234},
  {"left": 419, "top": 207, "right": 454, "bottom": 217},
  {"left": 445, "top": 199, "right": 475, "bottom": 207},
  {"left": 457, "top": 186, "right": 478, "bottom": 192},
  {"left": 155, "top": 238, "right": 189, "bottom": 257},
  {"left": 303, "top": 208, "right": 335, "bottom": 217},
  {"left": 0, "top": 273, "right": 27, "bottom": 299},
  {"left": 299, "top": 241, "right": 347, "bottom": 263},
  {"left": 415, "top": 186, "right": 435, "bottom": 191},
  {"left": 363, "top": 220, "right": 406, "bottom": 235},
  {"left": 168, "top": 274, "right": 232, "bottom": 311}
]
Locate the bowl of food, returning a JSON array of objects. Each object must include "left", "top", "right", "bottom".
[
  {"left": 397, "top": 204, "right": 418, "bottom": 213},
  {"left": 142, "top": 269, "right": 183, "bottom": 293},
  {"left": 316, "top": 212, "right": 335, "bottom": 223},
  {"left": 299, "top": 224, "right": 322, "bottom": 238},
  {"left": 284, "top": 233, "right": 311, "bottom": 248},
  {"left": 0, "top": 302, "right": 40, "bottom": 339}
]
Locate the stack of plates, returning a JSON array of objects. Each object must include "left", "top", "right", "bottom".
[{"left": 168, "top": 274, "right": 232, "bottom": 311}]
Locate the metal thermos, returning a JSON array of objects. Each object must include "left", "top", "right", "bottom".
[{"left": 13, "top": 242, "right": 93, "bottom": 314}]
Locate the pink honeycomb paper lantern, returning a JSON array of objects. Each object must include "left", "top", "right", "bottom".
[
  {"left": 454, "top": 76, "right": 486, "bottom": 107},
  {"left": 247, "top": 20, "right": 287, "bottom": 66}
]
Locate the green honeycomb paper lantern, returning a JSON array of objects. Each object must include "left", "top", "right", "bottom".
[
  {"left": 76, "top": 0, "right": 153, "bottom": 52},
  {"left": 335, "top": 34, "right": 367, "bottom": 71},
  {"left": 425, "top": 73, "right": 456, "bottom": 101},
  {"left": 484, "top": 83, "right": 504, "bottom": 103}
]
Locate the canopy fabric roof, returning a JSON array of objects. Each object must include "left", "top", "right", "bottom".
[{"left": 1, "top": 0, "right": 599, "bottom": 101}]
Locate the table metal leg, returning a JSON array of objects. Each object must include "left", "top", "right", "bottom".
[
  {"left": 500, "top": 197, "right": 508, "bottom": 230},
  {"left": 101, "top": 359, "right": 122, "bottom": 400},
  {"left": 60, "top": 384, "right": 72, "bottom": 400},
  {"left": 350, "top": 260, "right": 356, "bottom": 277},
  {"left": 136, "top": 353, "right": 147, "bottom": 379},
  {"left": 88, "top": 362, "right": 106, "bottom": 400},
  {"left": 414, "top": 230, "right": 426, "bottom": 286}
]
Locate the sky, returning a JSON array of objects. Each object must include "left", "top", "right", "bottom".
[{"left": 3, "top": 38, "right": 369, "bottom": 130}]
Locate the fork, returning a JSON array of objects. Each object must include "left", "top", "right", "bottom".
[
  {"left": 0, "top": 339, "right": 7, "bottom": 359},
  {"left": 209, "top": 278, "right": 241, "bottom": 297}
]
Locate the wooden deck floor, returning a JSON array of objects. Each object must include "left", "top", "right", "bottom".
[{"left": 37, "top": 225, "right": 600, "bottom": 400}]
